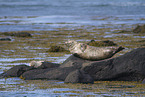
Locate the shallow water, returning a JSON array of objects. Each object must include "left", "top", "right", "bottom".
[
  {"left": 0, "top": 78, "right": 145, "bottom": 97},
  {"left": 0, "top": 0, "right": 145, "bottom": 32},
  {"left": 0, "top": 0, "right": 145, "bottom": 96},
  {"left": 0, "top": 15, "right": 145, "bottom": 32}
]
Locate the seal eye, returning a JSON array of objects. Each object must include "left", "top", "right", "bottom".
[{"left": 80, "top": 44, "right": 86, "bottom": 52}]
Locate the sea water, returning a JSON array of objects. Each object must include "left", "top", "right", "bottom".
[{"left": 0, "top": 0, "right": 145, "bottom": 32}]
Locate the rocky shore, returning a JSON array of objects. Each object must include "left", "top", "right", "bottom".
[{"left": 0, "top": 48, "right": 145, "bottom": 84}]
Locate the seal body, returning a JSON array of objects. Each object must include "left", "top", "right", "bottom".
[
  {"left": 29, "top": 61, "right": 43, "bottom": 68},
  {"left": 65, "top": 40, "right": 124, "bottom": 61}
]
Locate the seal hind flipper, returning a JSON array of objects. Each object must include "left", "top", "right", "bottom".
[{"left": 114, "top": 46, "right": 125, "bottom": 54}]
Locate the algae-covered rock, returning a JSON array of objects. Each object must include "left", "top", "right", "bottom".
[
  {"left": 2, "top": 32, "right": 32, "bottom": 37},
  {"left": 118, "top": 30, "right": 132, "bottom": 33},
  {"left": 133, "top": 25, "right": 145, "bottom": 33},
  {"left": 48, "top": 45, "right": 68, "bottom": 52},
  {"left": 87, "top": 40, "right": 117, "bottom": 47}
]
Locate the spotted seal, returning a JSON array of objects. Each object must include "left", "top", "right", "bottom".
[
  {"left": 65, "top": 40, "right": 124, "bottom": 61},
  {"left": 29, "top": 61, "right": 44, "bottom": 68}
]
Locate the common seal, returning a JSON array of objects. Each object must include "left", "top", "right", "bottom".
[
  {"left": 29, "top": 61, "right": 44, "bottom": 68},
  {"left": 65, "top": 40, "right": 124, "bottom": 61}
]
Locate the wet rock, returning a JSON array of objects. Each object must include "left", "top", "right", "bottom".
[
  {"left": 87, "top": 40, "right": 117, "bottom": 47},
  {"left": 64, "top": 69, "right": 94, "bottom": 84},
  {"left": 38, "top": 61, "right": 60, "bottom": 69},
  {"left": 3, "top": 32, "right": 32, "bottom": 37},
  {"left": 21, "top": 67, "right": 76, "bottom": 80},
  {"left": 0, "top": 64, "right": 34, "bottom": 78},
  {"left": 60, "top": 54, "right": 90, "bottom": 69},
  {"left": 82, "top": 48, "right": 145, "bottom": 81},
  {"left": 61, "top": 48, "right": 145, "bottom": 81},
  {"left": 133, "top": 25, "right": 145, "bottom": 33},
  {"left": 47, "top": 45, "right": 68, "bottom": 52},
  {"left": 0, "top": 38, "right": 11, "bottom": 41}
]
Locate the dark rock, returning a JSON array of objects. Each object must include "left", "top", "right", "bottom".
[
  {"left": 60, "top": 54, "right": 90, "bottom": 69},
  {"left": 61, "top": 48, "right": 145, "bottom": 81},
  {"left": 64, "top": 69, "right": 94, "bottom": 84},
  {"left": 102, "top": 40, "right": 117, "bottom": 46},
  {"left": 133, "top": 25, "right": 145, "bottom": 33},
  {"left": 47, "top": 46, "right": 68, "bottom": 52},
  {"left": 118, "top": 30, "right": 132, "bottom": 33},
  {"left": 0, "top": 64, "right": 34, "bottom": 78},
  {"left": 82, "top": 48, "right": 145, "bottom": 81},
  {"left": 87, "top": 40, "right": 117, "bottom": 47},
  {"left": 0, "top": 38, "right": 11, "bottom": 41},
  {"left": 3, "top": 32, "right": 32, "bottom": 37},
  {"left": 14, "top": 32, "right": 32, "bottom": 37},
  {"left": 21, "top": 67, "right": 76, "bottom": 80},
  {"left": 38, "top": 61, "right": 60, "bottom": 69}
]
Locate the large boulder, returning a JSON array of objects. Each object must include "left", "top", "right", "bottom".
[
  {"left": 82, "top": 48, "right": 145, "bottom": 81},
  {"left": 0, "top": 48, "right": 145, "bottom": 83},
  {"left": 0, "top": 64, "right": 34, "bottom": 78},
  {"left": 61, "top": 48, "right": 145, "bottom": 81}
]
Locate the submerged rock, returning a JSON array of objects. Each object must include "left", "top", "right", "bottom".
[{"left": 0, "top": 48, "right": 145, "bottom": 83}]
